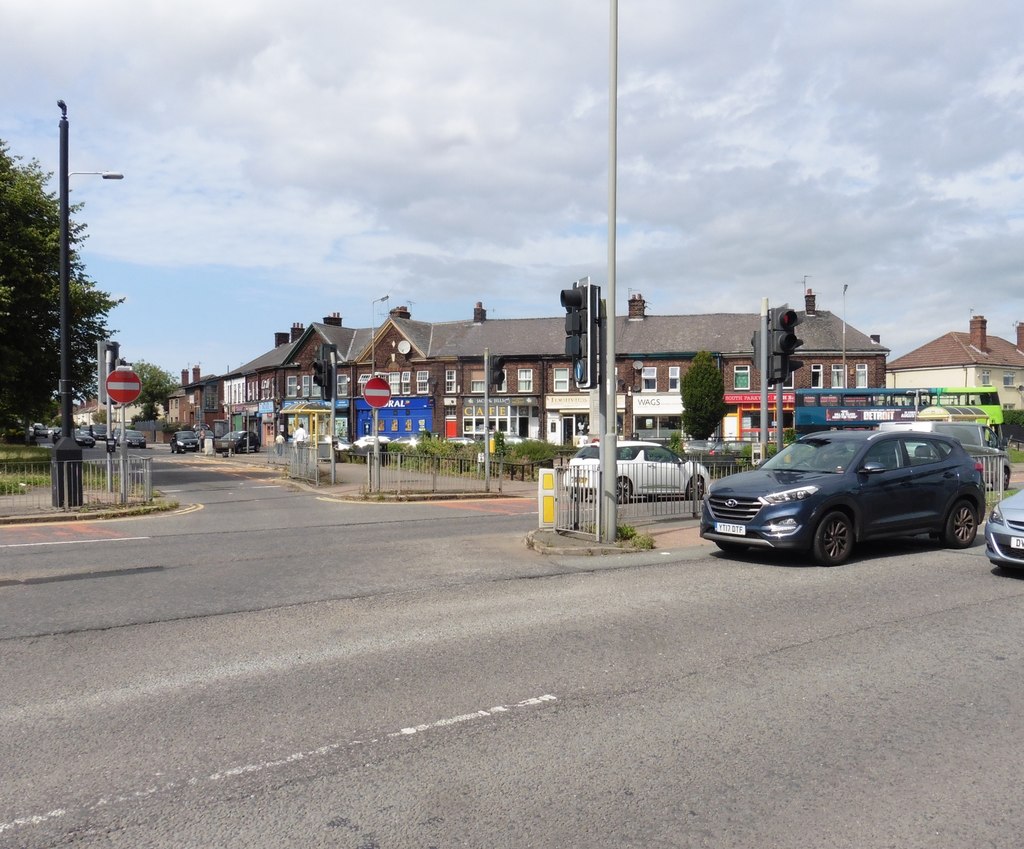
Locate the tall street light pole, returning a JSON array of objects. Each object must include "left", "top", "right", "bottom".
[
  {"left": 842, "top": 283, "right": 849, "bottom": 389},
  {"left": 53, "top": 101, "right": 123, "bottom": 508},
  {"left": 370, "top": 294, "right": 389, "bottom": 483}
]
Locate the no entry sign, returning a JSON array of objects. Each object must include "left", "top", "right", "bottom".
[
  {"left": 106, "top": 368, "right": 142, "bottom": 405},
  {"left": 364, "top": 376, "right": 392, "bottom": 409}
]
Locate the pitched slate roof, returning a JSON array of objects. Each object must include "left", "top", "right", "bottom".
[{"left": 888, "top": 332, "right": 1024, "bottom": 370}]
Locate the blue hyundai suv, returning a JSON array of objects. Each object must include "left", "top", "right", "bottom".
[{"left": 700, "top": 430, "right": 985, "bottom": 566}]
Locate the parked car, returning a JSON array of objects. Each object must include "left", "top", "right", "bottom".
[
  {"left": 29, "top": 423, "right": 48, "bottom": 442},
  {"left": 333, "top": 437, "right": 353, "bottom": 453},
  {"left": 352, "top": 435, "right": 391, "bottom": 452},
  {"left": 700, "top": 430, "right": 985, "bottom": 567},
  {"left": 569, "top": 440, "right": 712, "bottom": 503},
  {"left": 447, "top": 436, "right": 478, "bottom": 445},
  {"left": 73, "top": 429, "right": 96, "bottom": 447},
  {"left": 91, "top": 424, "right": 108, "bottom": 440},
  {"left": 116, "top": 429, "right": 148, "bottom": 448},
  {"left": 984, "top": 489, "right": 1024, "bottom": 570},
  {"left": 213, "top": 430, "right": 261, "bottom": 454},
  {"left": 390, "top": 434, "right": 422, "bottom": 449},
  {"left": 169, "top": 430, "right": 200, "bottom": 453}
]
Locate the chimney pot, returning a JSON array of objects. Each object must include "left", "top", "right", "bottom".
[
  {"left": 628, "top": 293, "right": 646, "bottom": 319},
  {"left": 290, "top": 322, "right": 305, "bottom": 342}
]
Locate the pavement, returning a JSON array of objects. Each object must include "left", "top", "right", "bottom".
[{"left": 0, "top": 450, "right": 710, "bottom": 556}]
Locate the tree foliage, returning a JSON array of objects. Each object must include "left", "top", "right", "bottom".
[
  {"left": 681, "top": 350, "right": 727, "bottom": 439},
  {"left": 0, "top": 140, "right": 121, "bottom": 430},
  {"left": 130, "top": 361, "right": 178, "bottom": 422}
]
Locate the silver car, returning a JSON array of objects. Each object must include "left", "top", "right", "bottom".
[{"left": 985, "top": 489, "right": 1024, "bottom": 569}]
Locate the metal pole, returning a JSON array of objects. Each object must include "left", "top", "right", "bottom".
[
  {"left": 329, "top": 348, "right": 338, "bottom": 485},
  {"left": 775, "top": 372, "right": 785, "bottom": 453},
  {"left": 600, "top": 0, "right": 619, "bottom": 544},
  {"left": 484, "top": 348, "right": 491, "bottom": 492},
  {"left": 759, "top": 297, "right": 769, "bottom": 454},
  {"left": 842, "top": 283, "right": 848, "bottom": 388},
  {"left": 52, "top": 100, "right": 84, "bottom": 508}
]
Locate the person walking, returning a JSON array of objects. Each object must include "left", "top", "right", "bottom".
[
  {"left": 292, "top": 424, "right": 308, "bottom": 449},
  {"left": 275, "top": 432, "right": 285, "bottom": 456}
]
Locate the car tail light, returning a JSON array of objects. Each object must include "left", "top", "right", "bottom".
[{"left": 975, "top": 461, "right": 984, "bottom": 474}]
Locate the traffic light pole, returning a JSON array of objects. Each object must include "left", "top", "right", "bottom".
[
  {"left": 483, "top": 348, "right": 491, "bottom": 492},
  {"left": 759, "top": 298, "right": 769, "bottom": 455}
]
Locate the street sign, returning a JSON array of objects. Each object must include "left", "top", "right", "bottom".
[
  {"left": 106, "top": 368, "right": 141, "bottom": 405},
  {"left": 364, "top": 376, "right": 392, "bottom": 409}
]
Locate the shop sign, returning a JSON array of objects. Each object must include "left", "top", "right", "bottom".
[
  {"left": 725, "top": 392, "right": 795, "bottom": 404},
  {"left": 632, "top": 393, "right": 683, "bottom": 414}
]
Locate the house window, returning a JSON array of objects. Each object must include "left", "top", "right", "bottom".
[
  {"left": 811, "top": 364, "right": 823, "bottom": 388},
  {"left": 337, "top": 373, "right": 349, "bottom": 398},
  {"left": 445, "top": 369, "right": 457, "bottom": 393},
  {"left": 401, "top": 371, "right": 411, "bottom": 395},
  {"left": 416, "top": 370, "right": 429, "bottom": 394},
  {"left": 388, "top": 372, "right": 400, "bottom": 393},
  {"left": 856, "top": 364, "right": 868, "bottom": 388},
  {"left": 669, "top": 366, "right": 680, "bottom": 391},
  {"left": 981, "top": 370, "right": 991, "bottom": 385},
  {"left": 471, "top": 371, "right": 485, "bottom": 394},
  {"left": 302, "top": 375, "right": 312, "bottom": 397},
  {"left": 831, "top": 365, "right": 844, "bottom": 388},
  {"left": 733, "top": 365, "right": 750, "bottom": 390},
  {"left": 518, "top": 368, "right": 534, "bottom": 393},
  {"left": 642, "top": 366, "right": 657, "bottom": 392},
  {"left": 287, "top": 376, "right": 298, "bottom": 398},
  {"left": 1004, "top": 372, "right": 1015, "bottom": 388},
  {"left": 358, "top": 374, "right": 370, "bottom": 394},
  {"left": 554, "top": 368, "right": 569, "bottom": 393}
]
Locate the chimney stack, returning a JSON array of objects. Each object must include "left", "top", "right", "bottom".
[
  {"left": 192, "top": 365, "right": 201, "bottom": 383},
  {"left": 290, "top": 322, "right": 304, "bottom": 342},
  {"left": 870, "top": 334, "right": 881, "bottom": 344},
  {"left": 969, "top": 315, "right": 988, "bottom": 352},
  {"left": 389, "top": 305, "right": 411, "bottom": 320},
  {"left": 323, "top": 313, "right": 343, "bottom": 327},
  {"left": 1016, "top": 321, "right": 1024, "bottom": 353},
  {"left": 473, "top": 302, "right": 487, "bottom": 322},
  {"left": 181, "top": 369, "right": 189, "bottom": 386},
  {"left": 804, "top": 289, "right": 817, "bottom": 316},
  {"left": 628, "top": 293, "right": 646, "bottom": 319},
  {"left": 274, "top": 332, "right": 289, "bottom": 347}
]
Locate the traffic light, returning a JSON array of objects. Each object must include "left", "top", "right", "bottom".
[
  {"left": 770, "top": 306, "right": 804, "bottom": 384},
  {"left": 560, "top": 279, "right": 600, "bottom": 389},
  {"left": 312, "top": 358, "right": 333, "bottom": 400},
  {"left": 489, "top": 354, "right": 507, "bottom": 390}
]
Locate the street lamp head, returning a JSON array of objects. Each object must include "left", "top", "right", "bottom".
[{"left": 70, "top": 171, "right": 124, "bottom": 180}]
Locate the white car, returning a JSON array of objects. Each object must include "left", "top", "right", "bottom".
[
  {"left": 352, "top": 435, "right": 391, "bottom": 451},
  {"left": 569, "top": 440, "right": 711, "bottom": 503}
]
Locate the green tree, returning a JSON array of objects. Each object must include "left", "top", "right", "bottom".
[
  {"left": 130, "top": 361, "right": 178, "bottom": 422},
  {"left": 681, "top": 350, "right": 727, "bottom": 439},
  {"left": 0, "top": 140, "right": 121, "bottom": 431}
]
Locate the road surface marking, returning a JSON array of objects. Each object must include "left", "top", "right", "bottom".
[{"left": 0, "top": 694, "right": 558, "bottom": 835}]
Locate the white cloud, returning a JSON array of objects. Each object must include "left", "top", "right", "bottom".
[{"left": 2, "top": 0, "right": 1023, "bottom": 372}]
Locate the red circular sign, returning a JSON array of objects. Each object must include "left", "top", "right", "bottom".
[
  {"left": 106, "top": 368, "right": 142, "bottom": 405},
  {"left": 364, "top": 376, "right": 392, "bottom": 409}
]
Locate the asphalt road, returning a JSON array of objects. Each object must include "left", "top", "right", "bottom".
[{"left": 1, "top": 454, "right": 1023, "bottom": 848}]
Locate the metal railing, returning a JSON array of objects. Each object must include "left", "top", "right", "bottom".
[
  {"left": 0, "top": 456, "right": 153, "bottom": 518},
  {"left": 552, "top": 463, "right": 708, "bottom": 538},
  {"left": 363, "top": 453, "right": 499, "bottom": 495}
]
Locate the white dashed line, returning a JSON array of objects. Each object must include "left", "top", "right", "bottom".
[{"left": 0, "top": 693, "right": 557, "bottom": 835}]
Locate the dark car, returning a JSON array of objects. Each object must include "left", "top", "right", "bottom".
[
  {"left": 169, "top": 430, "right": 200, "bottom": 453},
  {"left": 700, "top": 430, "right": 985, "bottom": 566},
  {"left": 213, "top": 430, "right": 261, "bottom": 454},
  {"left": 116, "top": 429, "right": 148, "bottom": 448},
  {"left": 73, "top": 429, "right": 96, "bottom": 447}
]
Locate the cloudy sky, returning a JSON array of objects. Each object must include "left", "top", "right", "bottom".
[{"left": 3, "top": 0, "right": 1022, "bottom": 377}]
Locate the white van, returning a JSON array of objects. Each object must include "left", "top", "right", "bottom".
[{"left": 878, "top": 421, "right": 1010, "bottom": 488}]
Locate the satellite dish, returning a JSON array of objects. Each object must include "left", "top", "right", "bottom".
[
  {"left": 397, "top": 340, "right": 411, "bottom": 354},
  {"left": 632, "top": 360, "right": 644, "bottom": 371}
]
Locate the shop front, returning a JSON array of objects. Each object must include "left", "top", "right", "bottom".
[
  {"left": 723, "top": 391, "right": 795, "bottom": 441},
  {"left": 629, "top": 392, "right": 682, "bottom": 441},
  {"left": 459, "top": 397, "right": 540, "bottom": 440},
  {"left": 544, "top": 394, "right": 626, "bottom": 445},
  {"left": 355, "top": 396, "right": 433, "bottom": 438}
]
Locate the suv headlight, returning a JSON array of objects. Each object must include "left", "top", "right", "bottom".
[{"left": 760, "top": 485, "right": 819, "bottom": 505}]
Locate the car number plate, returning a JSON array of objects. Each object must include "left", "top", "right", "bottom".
[
  {"left": 1011, "top": 537, "right": 1024, "bottom": 550},
  {"left": 715, "top": 522, "right": 746, "bottom": 536}
]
